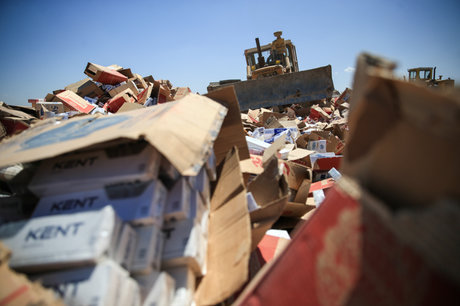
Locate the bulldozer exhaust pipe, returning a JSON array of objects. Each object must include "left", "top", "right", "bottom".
[{"left": 255, "top": 38, "right": 265, "bottom": 68}]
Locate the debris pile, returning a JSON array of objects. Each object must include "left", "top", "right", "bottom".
[
  {"left": 0, "top": 53, "right": 459, "bottom": 305},
  {"left": 28, "top": 62, "right": 191, "bottom": 119}
]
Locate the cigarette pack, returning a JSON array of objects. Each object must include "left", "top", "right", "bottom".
[
  {"left": 161, "top": 218, "right": 207, "bottom": 276},
  {"left": 29, "top": 142, "right": 161, "bottom": 197},
  {"left": 32, "top": 180, "right": 167, "bottom": 227},
  {"left": 130, "top": 224, "right": 164, "bottom": 275},
  {"left": 33, "top": 259, "right": 128, "bottom": 306},
  {"left": 164, "top": 178, "right": 191, "bottom": 222},
  {"left": 0, "top": 206, "right": 118, "bottom": 272},
  {"left": 140, "top": 271, "right": 175, "bottom": 306},
  {"left": 114, "top": 223, "right": 137, "bottom": 271},
  {"left": 165, "top": 265, "right": 196, "bottom": 306}
]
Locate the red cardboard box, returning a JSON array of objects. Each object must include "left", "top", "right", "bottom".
[
  {"left": 55, "top": 90, "right": 95, "bottom": 114},
  {"left": 84, "top": 62, "right": 128, "bottom": 85},
  {"left": 236, "top": 177, "right": 460, "bottom": 305}
]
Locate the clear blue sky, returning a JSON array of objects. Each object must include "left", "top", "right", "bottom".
[{"left": 1, "top": 0, "right": 459, "bottom": 106}]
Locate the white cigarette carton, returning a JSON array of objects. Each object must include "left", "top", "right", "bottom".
[
  {"left": 205, "top": 149, "right": 217, "bottom": 181},
  {"left": 165, "top": 265, "right": 196, "bottom": 306},
  {"left": 114, "top": 223, "right": 137, "bottom": 271},
  {"left": 141, "top": 271, "right": 175, "bottom": 306},
  {"left": 130, "top": 224, "right": 164, "bottom": 275},
  {"left": 118, "top": 277, "right": 141, "bottom": 306},
  {"left": 28, "top": 142, "right": 161, "bottom": 197},
  {"left": 187, "top": 167, "right": 211, "bottom": 206},
  {"left": 161, "top": 218, "right": 206, "bottom": 276},
  {"left": 32, "top": 180, "right": 167, "bottom": 227},
  {"left": 134, "top": 270, "right": 160, "bottom": 303},
  {"left": 0, "top": 206, "right": 118, "bottom": 272},
  {"left": 164, "top": 178, "right": 191, "bottom": 222},
  {"left": 33, "top": 259, "right": 127, "bottom": 306}
]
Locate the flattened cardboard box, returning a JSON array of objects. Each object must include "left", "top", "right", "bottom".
[{"left": 0, "top": 94, "right": 227, "bottom": 177}]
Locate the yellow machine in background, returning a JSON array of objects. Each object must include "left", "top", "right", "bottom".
[
  {"left": 244, "top": 31, "right": 300, "bottom": 80},
  {"left": 408, "top": 67, "right": 455, "bottom": 88}
]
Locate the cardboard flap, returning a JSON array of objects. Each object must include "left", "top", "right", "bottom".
[
  {"left": 56, "top": 90, "right": 95, "bottom": 114},
  {"left": 0, "top": 94, "right": 227, "bottom": 176},
  {"left": 247, "top": 156, "right": 289, "bottom": 251},
  {"left": 195, "top": 148, "right": 251, "bottom": 305},
  {"left": 205, "top": 86, "right": 250, "bottom": 165}
]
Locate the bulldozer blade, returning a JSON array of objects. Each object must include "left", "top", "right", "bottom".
[{"left": 233, "top": 65, "right": 334, "bottom": 111}]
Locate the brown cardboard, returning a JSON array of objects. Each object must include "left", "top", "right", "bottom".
[
  {"left": 131, "top": 73, "right": 148, "bottom": 90},
  {"left": 294, "top": 179, "right": 311, "bottom": 203},
  {"left": 137, "top": 85, "right": 153, "bottom": 104},
  {"left": 342, "top": 53, "right": 460, "bottom": 207},
  {"left": 84, "top": 62, "right": 128, "bottom": 85},
  {"left": 247, "top": 156, "right": 289, "bottom": 251},
  {"left": 264, "top": 116, "right": 283, "bottom": 129},
  {"left": 173, "top": 87, "right": 191, "bottom": 100},
  {"left": 205, "top": 86, "right": 250, "bottom": 165},
  {"left": 65, "top": 78, "right": 104, "bottom": 98},
  {"left": 56, "top": 90, "right": 95, "bottom": 113},
  {"left": 0, "top": 243, "right": 63, "bottom": 306},
  {"left": 117, "top": 102, "right": 144, "bottom": 113},
  {"left": 195, "top": 148, "right": 251, "bottom": 305},
  {"left": 108, "top": 80, "right": 139, "bottom": 97},
  {"left": 282, "top": 201, "right": 315, "bottom": 218},
  {"left": 0, "top": 94, "right": 227, "bottom": 177},
  {"left": 104, "top": 88, "right": 137, "bottom": 113},
  {"left": 283, "top": 161, "right": 311, "bottom": 190},
  {"left": 119, "top": 68, "right": 134, "bottom": 79}
]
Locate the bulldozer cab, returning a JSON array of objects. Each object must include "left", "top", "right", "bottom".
[
  {"left": 244, "top": 38, "right": 299, "bottom": 80},
  {"left": 408, "top": 67, "right": 434, "bottom": 81}
]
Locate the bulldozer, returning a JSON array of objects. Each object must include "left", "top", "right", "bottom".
[
  {"left": 207, "top": 31, "right": 334, "bottom": 111},
  {"left": 407, "top": 67, "right": 455, "bottom": 88}
]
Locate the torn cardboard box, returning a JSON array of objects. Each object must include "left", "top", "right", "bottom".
[{"left": 84, "top": 62, "right": 128, "bottom": 85}]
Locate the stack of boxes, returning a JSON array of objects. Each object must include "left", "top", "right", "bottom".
[{"left": 0, "top": 140, "right": 215, "bottom": 306}]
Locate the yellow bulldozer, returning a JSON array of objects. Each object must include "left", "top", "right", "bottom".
[
  {"left": 207, "top": 31, "right": 334, "bottom": 111},
  {"left": 407, "top": 67, "right": 455, "bottom": 88}
]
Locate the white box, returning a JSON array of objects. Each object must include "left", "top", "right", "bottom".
[
  {"left": 119, "top": 277, "right": 141, "bottom": 306},
  {"left": 165, "top": 265, "right": 196, "bottom": 306},
  {"left": 0, "top": 206, "right": 118, "bottom": 272},
  {"left": 161, "top": 218, "right": 206, "bottom": 276},
  {"left": 131, "top": 224, "right": 164, "bottom": 275},
  {"left": 164, "top": 178, "right": 191, "bottom": 222},
  {"left": 33, "top": 259, "right": 128, "bottom": 306},
  {"left": 141, "top": 271, "right": 175, "bottom": 306},
  {"left": 114, "top": 223, "right": 137, "bottom": 270},
  {"left": 187, "top": 167, "right": 211, "bottom": 206},
  {"left": 32, "top": 180, "right": 167, "bottom": 227},
  {"left": 28, "top": 142, "right": 161, "bottom": 197},
  {"left": 205, "top": 149, "right": 217, "bottom": 181}
]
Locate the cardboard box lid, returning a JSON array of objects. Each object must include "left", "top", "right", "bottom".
[
  {"left": 205, "top": 86, "right": 250, "bottom": 165},
  {"left": 194, "top": 148, "right": 251, "bottom": 305},
  {"left": 0, "top": 94, "right": 227, "bottom": 177},
  {"left": 56, "top": 90, "right": 95, "bottom": 114},
  {"left": 342, "top": 53, "right": 460, "bottom": 207},
  {"left": 247, "top": 156, "right": 289, "bottom": 251}
]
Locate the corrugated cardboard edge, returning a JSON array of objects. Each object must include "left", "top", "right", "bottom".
[
  {"left": 0, "top": 94, "right": 227, "bottom": 176},
  {"left": 195, "top": 148, "right": 251, "bottom": 305},
  {"left": 205, "top": 86, "right": 250, "bottom": 165}
]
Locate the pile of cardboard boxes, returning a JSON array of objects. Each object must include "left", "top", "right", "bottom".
[
  {"left": 28, "top": 62, "right": 191, "bottom": 119},
  {"left": 0, "top": 53, "right": 459, "bottom": 305}
]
